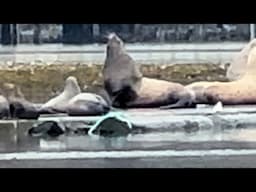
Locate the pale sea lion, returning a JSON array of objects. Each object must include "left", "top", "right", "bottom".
[
  {"left": 39, "top": 76, "right": 81, "bottom": 114},
  {"left": 188, "top": 46, "right": 256, "bottom": 105},
  {"left": 2, "top": 83, "right": 41, "bottom": 119},
  {"left": 227, "top": 39, "right": 256, "bottom": 81},
  {"left": 102, "top": 33, "right": 143, "bottom": 107},
  {"left": 66, "top": 93, "right": 110, "bottom": 116}
]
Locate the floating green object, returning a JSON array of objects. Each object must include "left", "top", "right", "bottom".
[{"left": 88, "top": 111, "right": 132, "bottom": 137}]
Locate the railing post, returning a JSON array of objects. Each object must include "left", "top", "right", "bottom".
[
  {"left": 92, "top": 24, "right": 100, "bottom": 37},
  {"left": 250, "top": 24, "right": 255, "bottom": 40}
]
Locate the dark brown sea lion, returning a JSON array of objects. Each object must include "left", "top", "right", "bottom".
[
  {"left": 2, "top": 83, "right": 41, "bottom": 119},
  {"left": 102, "top": 33, "right": 194, "bottom": 109},
  {"left": 39, "top": 76, "right": 81, "bottom": 114},
  {"left": 102, "top": 33, "right": 143, "bottom": 107}
]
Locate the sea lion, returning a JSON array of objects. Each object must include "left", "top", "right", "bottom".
[
  {"left": 227, "top": 39, "right": 256, "bottom": 81},
  {"left": 66, "top": 93, "right": 110, "bottom": 116},
  {"left": 124, "top": 77, "right": 195, "bottom": 109},
  {"left": 102, "top": 32, "right": 143, "bottom": 107},
  {"left": 0, "top": 95, "right": 10, "bottom": 119},
  {"left": 102, "top": 33, "right": 193, "bottom": 109},
  {"left": 2, "top": 83, "right": 41, "bottom": 119},
  {"left": 187, "top": 46, "right": 256, "bottom": 105},
  {"left": 39, "top": 76, "right": 81, "bottom": 114}
]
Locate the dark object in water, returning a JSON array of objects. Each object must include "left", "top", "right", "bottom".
[
  {"left": 88, "top": 112, "right": 132, "bottom": 137},
  {"left": 28, "top": 121, "right": 65, "bottom": 138}
]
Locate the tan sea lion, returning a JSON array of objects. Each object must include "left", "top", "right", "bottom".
[
  {"left": 39, "top": 76, "right": 81, "bottom": 114},
  {"left": 102, "top": 33, "right": 143, "bottom": 107},
  {"left": 125, "top": 77, "right": 195, "bottom": 109},
  {"left": 187, "top": 46, "right": 256, "bottom": 105}
]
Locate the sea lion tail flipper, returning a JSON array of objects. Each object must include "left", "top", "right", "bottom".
[
  {"left": 160, "top": 93, "right": 195, "bottom": 110},
  {"left": 159, "top": 101, "right": 186, "bottom": 109}
]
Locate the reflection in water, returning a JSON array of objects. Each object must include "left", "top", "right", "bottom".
[
  {"left": 34, "top": 128, "right": 256, "bottom": 152},
  {"left": 128, "top": 129, "right": 256, "bottom": 142},
  {"left": 2, "top": 122, "right": 256, "bottom": 153}
]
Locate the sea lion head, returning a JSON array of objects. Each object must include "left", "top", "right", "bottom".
[
  {"left": 2, "top": 83, "right": 25, "bottom": 99},
  {"left": 64, "top": 76, "right": 81, "bottom": 96},
  {"left": 106, "top": 33, "right": 125, "bottom": 58}
]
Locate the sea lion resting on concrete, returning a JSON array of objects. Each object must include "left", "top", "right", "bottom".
[
  {"left": 124, "top": 77, "right": 195, "bottom": 108},
  {"left": 180, "top": 46, "right": 256, "bottom": 106},
  {"left": 201, "top": 46, "right": 256, "bottom": 105},
  {"left": 66, "top": 93, "right": 110, "bottom": 116},
  {"left": 39, "top": 76, "right": 81, "bottom": 114},
  {"left": 103, "top": 33, "right": 194, "bottom": 109},
  {"left": 2, "top": 83, "right": 41, "bottom": 119},
  {"left": 102, "top": 33, "right": 143, "bottom": 107},
  {"left": 40, "top": 76, "right": 110, "bottom": 115}
]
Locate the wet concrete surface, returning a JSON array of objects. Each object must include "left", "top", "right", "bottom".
[{"left": 2, "top": 155, "right": 256, "bottom": 168}]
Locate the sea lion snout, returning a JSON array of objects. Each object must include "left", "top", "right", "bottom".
[
  {"left": 107, "top": 32, "right": 117, "bottom": 40},
  {"left": 65, "top": 76, "right": 78, "bottom": 85},
  {"left": 107, "top": 33, "right": 124, "bottom": 48}
]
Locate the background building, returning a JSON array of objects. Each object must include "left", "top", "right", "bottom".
[{"left": 0, "top": 24, "right": 253, "bottom": 45}]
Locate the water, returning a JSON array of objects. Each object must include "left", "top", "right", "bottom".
[
  {"left": 0, "top": 122, "right": 256, "bottom": 167},
  {"left": 8, "top": 127, "right": 256, "bottom": 153}
]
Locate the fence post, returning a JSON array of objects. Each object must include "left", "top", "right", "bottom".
[{"left": 250, "top": 24, "right": 255, "bottom": 40}]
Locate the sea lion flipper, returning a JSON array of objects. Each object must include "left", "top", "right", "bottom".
[{"left": 159, "top": 95, "right": 195, "bottom": 109}]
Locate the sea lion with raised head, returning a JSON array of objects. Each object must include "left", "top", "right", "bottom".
[
  {"left": 102, "top": 33, "right": 143, "bottom": 107},
  {"left": 184, "top": 46, "right": 256, "bottom": 106},
  {"left": 39, "top": 76, "right": 81, "bottom": 114},
  {"left": 66, "top": 93, "right": 110, "bottom": 116},
  {"left": 148, "top": 40, "right": 256, "bottom": 108},
  {"left": 103, "top": 33, "right": 194, "bottom": 109}
]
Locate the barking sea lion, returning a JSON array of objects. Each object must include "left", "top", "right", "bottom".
[
  {"left": 102, "top": 33, "right": 143, "bottom": 107},
  {"left": 102, "top": 33, "right": 194, "bottom": 109}
]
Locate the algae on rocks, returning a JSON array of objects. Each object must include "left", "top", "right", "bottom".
[{"left": 0, "top": 63, "right": 229, "bottom": 103}]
